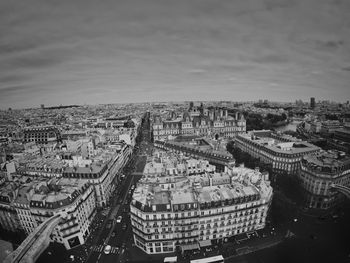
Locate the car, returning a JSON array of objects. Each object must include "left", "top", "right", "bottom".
[
  {"left": 116, "top": 216, "right": 122, "bottom": 223},
  {"left": 104, "top": 245, "right": 111, "bottom": 254},
  {"left": 122, "top": 223, "right": 127, "bottom": 230}
]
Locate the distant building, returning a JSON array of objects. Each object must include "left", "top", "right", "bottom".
[
  {"left": 299, "top": 150, "right": 350, "bottom": 210},
  {"left": 22, "top": 126, "right": 61, "bottom": 144},
  {"left": 130, "top": 158, "right": 272, "bottom": 254},
  {"left": 152, "top": 104, "right": 246, "bottom": 141},
  {"left": 320, "top": 120, "right": 343, "bottom": 134},
  {"left": 334, "top": 124, "right": 350, "bottom": 143},
  {"left": 40, "top": 104, "right": 45, "bottom": 109},
  {"left": 235, "top": 130, "right": 320, "bottom": 175},
  {"left": 310, "top": 97, "right": 315, "bottom": 109}
]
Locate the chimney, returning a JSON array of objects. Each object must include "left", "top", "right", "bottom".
[{"left": 235, "top": 112, "right": 239, "bottom": 120}]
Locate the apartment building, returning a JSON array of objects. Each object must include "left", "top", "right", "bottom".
[
  {"left": 130, "top": 158, "right": 272, "bottom": 254},
  {"left": 22, "top": 126, "right": 61, "bottom": 144},
  {"left": 299, "top": 150, "right": 350, "bottom": 210},
  {"left": 0, "top": 179, "right": 22, "bottom": 232},
  {"left": 235, "top": 130, "right": 320, "bottom": 175},
  {"left": 62, "top": 144, "right": 132, "bottom": 207},
  {"left": 0, "top": 176, "right": 96, "bottom": 249}
]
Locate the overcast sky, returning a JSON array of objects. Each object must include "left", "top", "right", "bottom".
[{"left": 0, "top": 0, "right": 349, "bottom": 109}]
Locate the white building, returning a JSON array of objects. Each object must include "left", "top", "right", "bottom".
[{"left": 130, "top": 159, "right": 273, "bottom": 254}]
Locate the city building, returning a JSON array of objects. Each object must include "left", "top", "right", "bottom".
[
  {"left": 0, "top": 176, "right": 22, "bottom": 232},
  {"left": 334, "top": 124, "right": 350, "bottom": 144},
  {"left": 310, "top": 97, "right": 315, "bottom": 109},
  {"left": 15, "top": 142, "right": 132, "bottom": 207},
  {"left": 152, "top": 104, "right": 246, "bottom": 141},
  {"left": 154, "top": 138, "right": 235, "bottom": 172},
  {"left": 62, "top": 143, "right": 132, "bottom": 207},
  {"left": 11, "top": 176, "right": 96, "bottom": 249},
  {"left": 304, "top": 121, "right": 321, "bottom": 133},
  {"left": 299, "top": 150, "right": 350, "bottom": 210},
  {"left": 235, "top": 130, "right": 320, "bottom": 175},
  {"left": 23, "top": 126, "right": 62, "bottom": 145},
  {"left": 130, "top": 156, "right": 273, "bottom": 254},
  {"left": 320, "top": 120, "right": 343, "bottom": 134}
]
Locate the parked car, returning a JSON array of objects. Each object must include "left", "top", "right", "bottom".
[{"left": 116, "top": 216, "right": 122, "bottom": 223}]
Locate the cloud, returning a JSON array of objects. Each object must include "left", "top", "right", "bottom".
[
  {"left": 0, "top": 74, "right": 29, "bottom": 84},
  {"left": 0, "top": 0, "right": 350, "bottom": 109},
  {"left": 253, "top": 54, "right": 289, "bottom": 64},
  {"left": 0, "top": 85, "right": 37, "bottom": 95}
]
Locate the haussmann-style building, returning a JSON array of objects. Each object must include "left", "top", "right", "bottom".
[
  {"left": 299, "top": 150, "right": 350, "bottom": 210},
  {"left": 130, "top": 156, "right": 273, "bottom": 254}
]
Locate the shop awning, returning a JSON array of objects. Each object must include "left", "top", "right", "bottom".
[
  {"left": 199, "top": 240, "right": 212, "bottom": 247},
  {"left": 181, "top": 243, "right": 200, "bottom": 251}
]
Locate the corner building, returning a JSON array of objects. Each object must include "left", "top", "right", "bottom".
[
  {"left": 130, "top": 165, "right": 272, "bottom": 254},
  {"left": 235, "top": 130, "right": 320, "bottom": 175},
  {"left": 299, "top": 150, "right": 350, "bottom": 210}
]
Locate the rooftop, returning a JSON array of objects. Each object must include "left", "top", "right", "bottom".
[
  {"left": 238, "top": 131, "right": 320, "bottom": 154},
  {"left": 132, "top": 166, "right": 272, "bottom": 210},
  {"left": 302, "top": 150, "right": 350, "bottom": 170}
]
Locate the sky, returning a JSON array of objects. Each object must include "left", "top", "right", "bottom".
[{"left": 0, "top": 0, "right": 350, "bottom": 109}]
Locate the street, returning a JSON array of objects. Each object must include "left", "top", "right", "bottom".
[{"left": 85, "top": 113, "right": 152, "bottom": 263}]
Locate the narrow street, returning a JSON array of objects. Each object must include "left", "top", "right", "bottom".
[{"left": 86, "top": 113, "right": 152, "bottom": 263}]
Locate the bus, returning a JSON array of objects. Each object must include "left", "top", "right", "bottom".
[
  {"left": 190, "top": 255, "right": 224, "bottom": 263},
  {"left": 163, "top": 256, "right": 177, "bottom": 263}
]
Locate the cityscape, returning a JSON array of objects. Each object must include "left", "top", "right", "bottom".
[
  {"left": 1, "top": 1, "right": 350, "bottom": 263},
  {"left": 0, "top": 100, "right": 349, "bottom": 263}
]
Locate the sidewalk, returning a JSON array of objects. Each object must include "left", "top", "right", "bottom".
[
  {"left": 127, "top": 244, "right": 170, "bottom": 263},
  {"left": 126, "top": 230, "right": 286, "bottom": 263}
]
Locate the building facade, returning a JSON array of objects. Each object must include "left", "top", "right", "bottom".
[
  {"left": 130, "top": 159, "right": 272, "bottom": 254},
  {"left": 0, "top": 176, "right": 96, "bottom": 250},
  {"left": 62, "top": 144, "right": 132, "bottom": 207},
  {"left": 23, "top": 126, "right": 62, "bottom": 144},
  {"left": 0, "top": 180, "right": 22, "bottom": 232},
  {"left": 235, "top": 130, "right": 320, "bottom": 175},
  {"left": 299, "top": 150, "right": 350, "bottom": 210},
  {"left": 152, "top": 105, "right": 246, "bottom": 141}
]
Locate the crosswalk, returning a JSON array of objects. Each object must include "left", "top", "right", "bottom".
[{"left": 92, "top": 245, "right": 120, "bottom": 254}]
